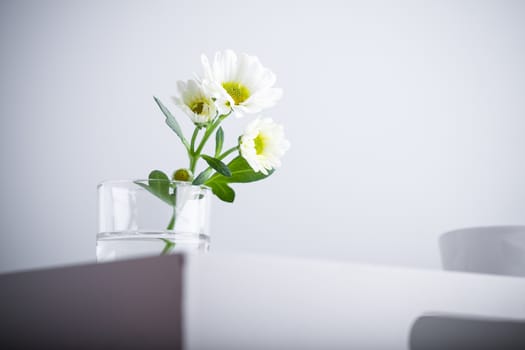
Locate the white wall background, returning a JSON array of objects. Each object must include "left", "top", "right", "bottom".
[{"left": 1, "top": 0, "right": 524, "bottom": 273}]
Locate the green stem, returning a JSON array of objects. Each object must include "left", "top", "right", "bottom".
[
  {"left": 166, "top": 213, "right": 175, "bottom": 230},
  {"left": 189, "top": 127, "right": 201, "bottom": 172},
  {"left": 190, "top": 128, "right": 200, "bottom": 154},
  {"left": 160, "top": 238, "right": 176, "bottom": 255},
  {"left": 217, "top": 146, "right": 239, "bottom": 160},
  {"left": 194, "top": 116, "right": 225, "bottom": 156},
  {"left": 190, "top": 110, "right": 232, "bottom": 174}
]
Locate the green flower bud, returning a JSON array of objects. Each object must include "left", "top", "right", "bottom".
[{"left": 173, "top": 168, "right": 193, "bottom": 182}]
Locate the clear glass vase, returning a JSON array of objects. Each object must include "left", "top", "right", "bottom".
[{"left": 96, "top": 180, "right": 211, "bottom": 262}]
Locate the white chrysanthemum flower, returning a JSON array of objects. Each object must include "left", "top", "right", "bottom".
[
  {"left": 201, "top": 50, "right": 283, "bottom": 117},
  {"left": 173, "top": 80, "right": 217, "bottom": 126},
  {"left": 239, "top": 118, "right": 290, "bottom": 175}
]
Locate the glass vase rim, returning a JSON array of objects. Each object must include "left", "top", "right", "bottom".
[{"left": 97, "top": 179, "right": 211, "bottom": 191}]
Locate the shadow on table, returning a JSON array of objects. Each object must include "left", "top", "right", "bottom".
[
  {"left": 409, "top": 313, "right": 525, "bottom": 350},
  {"left": 0, "top": 255, "right": 184, "bottom": 350}
]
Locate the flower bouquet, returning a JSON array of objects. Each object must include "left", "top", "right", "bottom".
[{"left": 97, "top": 50, "right": 289, "bottom": 261}]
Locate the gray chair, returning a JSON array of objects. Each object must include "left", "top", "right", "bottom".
[
  {"left": 410, "top": 313, "right": 525, "bottom": 350},
  {"left": 439, "top": 226, "right": 525, "bottom": 277}
]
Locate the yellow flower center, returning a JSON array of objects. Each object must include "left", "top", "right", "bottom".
[
  {"left": 254, "top": 133, "right": 266, "bottom": 155},
  {"left": 190, "top": 101, "right": 205, "bottom": 115},
  {"left": 222, "top": 81, "right": 250, "bottom": 105}
]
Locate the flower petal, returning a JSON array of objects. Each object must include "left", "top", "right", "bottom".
[{"left": 199, "top": 50, "right": 282, "bottom": 117}]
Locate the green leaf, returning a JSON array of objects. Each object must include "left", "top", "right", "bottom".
[
  {"left": 201, "top": 154, "right": 232, "bottom": 177},
  {"left": 192, "top": 168, "right": 214, "bottom": 185},
  {"left": 153, "top": 96, "right": 190, "bottom": 150},
  {"left": 207, "top": 156, "right": 274, "bottom": 184},
  {"left": 203, "top": 156, "right": 274, "bottom": 203},
  {"left": 215, "top": 127, "right": 224, "bottom": 157},
  {"left": 149, "top": 169, "right": 170, "bottom": 192},
  {"left": 135, "top": 170, "right": 175, "bottom": 206},
  {"left": 208, "top": 182, "right": 235, "bottom": 202}
]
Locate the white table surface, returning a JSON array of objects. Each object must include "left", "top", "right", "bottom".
[{"left": 184, "top": 253, "right": 525, "bottom": 350}]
